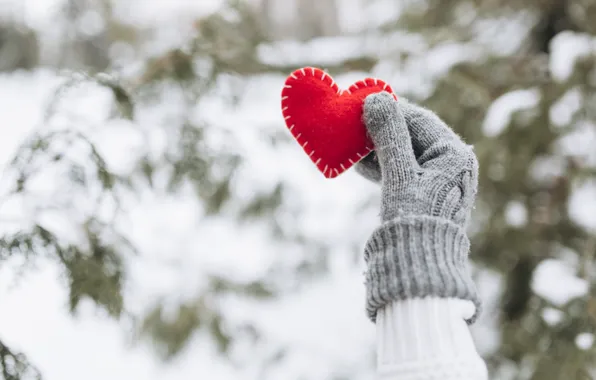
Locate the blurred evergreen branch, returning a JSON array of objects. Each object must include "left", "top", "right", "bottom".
[{"left": 0, "top": 340, "right": 41, "bottom": 380}]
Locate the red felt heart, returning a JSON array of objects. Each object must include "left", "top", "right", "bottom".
[{"left": 281, "top": 67, "right": 396, "bottom": 179}]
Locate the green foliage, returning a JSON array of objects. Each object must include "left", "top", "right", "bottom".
[
  {"left": 0, "top": 23, "right": 39, "bottom": 71},
  {"left": 141, "top": 300, "right": 204, "bottom": 359},
  {"left": 140, "top": 275, "right": 275, "bottom": 359},
  {"left": 0, "top": 341, "right": 41, "bottom": 380},
  {"left": 393, "top": 1, "right": 596, "bottom": 377}
]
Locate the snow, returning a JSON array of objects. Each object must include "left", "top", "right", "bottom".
[
  {"left": 0, "top": 65, "right": 377, "bottom": 380},
  {"left": 258, "top": 36, "right": 379, "bottom": 67},
  {"left": 550, "top": 31, "right": 596, "bottom": 82},
  {"left": 469, "top": 269, "right": 502, "bottom": 356},
  {"left": 576, "top": 333, "right": 595, "bottom": 350},
  {"left": 556, "top": 121, "right": 596, "bottom": 167},
  {"left": 504, "top": 200, "right": 528, "bottom": 228},
  {"left": 0, "top": 33, "right": 380, "bottom": 380},
  {"left": 335, "top": 0, "right": 366, "bottom": 33},
  {"left": 0, "top": 263, "right": 189, "bottom": 380},
  {"left": 568, "top": 180, "right": 596, "bottom": 233},
  {"left": 541, "top": 308, "right": 564, "bottom": 326},
  {"left": 362, "top": 0, "right": 401, "bottom": 29},
  {"left": 112, "top": 0, "right": 224, "bottom": 27},
  {"left": 223, "top": 260, "right": 374, "bottom": 379},
  {"left": 0, "top": 70, "right": 63, "bottom": 166},
  {"left": 473, "top": 14, "right": 533, "bottom": 56},
  {"left": 532, "top": 259, "right": 589, "bottom": 307},
  {"left": 76, "top": 9, "right": 106, "bottom": 37},
  {"left": 424, "top": 43, "right": 483, "bottom": 79},
  {"left": 549, "top": 87, "right": 582, "bottom": 128},
  {"left": 482, "top": 88, "right": 541, "bottom": 137},
  {"left": 529, "top": 155, "right": 566, "bottom": 184},
  {"left": 1, "top": 1, "right": 596, "bottom": 379}
]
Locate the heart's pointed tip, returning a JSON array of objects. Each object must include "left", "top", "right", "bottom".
[
  {"left": 321, "top": 166, "right": 350, "bottom": 179},
  {"left": 324, "top": 171, "right": 338, "bottom": 179}
]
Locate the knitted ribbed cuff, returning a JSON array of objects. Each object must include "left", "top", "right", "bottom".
[{"left": 364, "top": 215, "right": 481, "bottom": 324}]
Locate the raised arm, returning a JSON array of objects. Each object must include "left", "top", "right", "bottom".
[{"left": 360, "top": 93, "right": 488, "bottom": 380}]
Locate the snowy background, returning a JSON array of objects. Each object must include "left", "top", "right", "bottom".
[{"left": 0, "top": 0, "right": 595, "bottom": 379}]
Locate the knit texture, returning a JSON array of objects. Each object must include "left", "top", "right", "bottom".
[
  {"left": 377, "top": 298, "right": 488, "bottom": 380},
  {"left": 365, "top": 216, "right": 480, "bottom": 323},
  {"left": 361, "top": 92, "right": 480, "bottom": 323}
]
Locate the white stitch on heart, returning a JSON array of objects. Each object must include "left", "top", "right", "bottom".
[{"left": 281, "top": 67, "right": 393, "bottom": 178}]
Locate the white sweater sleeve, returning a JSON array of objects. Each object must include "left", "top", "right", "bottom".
[{"left": 376, "top": 297, "right": 488, "bottom": 380}]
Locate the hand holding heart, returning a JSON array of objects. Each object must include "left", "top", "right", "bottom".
[{"left": 280, "top": 67, "right": 397, "bottom": 178}]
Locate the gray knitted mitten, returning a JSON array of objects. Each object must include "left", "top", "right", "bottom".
[{"left": 360, "top": 92, "right": 480, "bottom": 323}]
